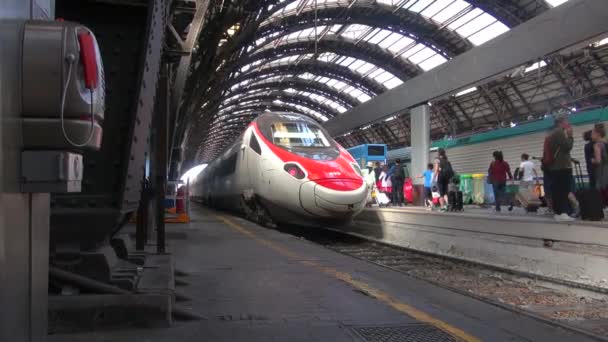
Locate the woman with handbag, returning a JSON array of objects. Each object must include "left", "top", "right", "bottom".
[{"left": 488, "top": 151, "right": 513, "bottom": 212}]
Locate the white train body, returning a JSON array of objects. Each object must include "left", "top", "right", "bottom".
[{"left": 191, "top": 112, "right": 368, "bottom": 224}]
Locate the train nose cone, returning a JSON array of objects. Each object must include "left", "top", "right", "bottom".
[{"left": 299, "top": 179, "right": 367, "bottom": 218}]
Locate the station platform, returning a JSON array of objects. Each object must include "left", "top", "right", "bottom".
[
  {"left": 342, "top": 206, "right": 608, "bottom": 290},
  {"left": 49, "top": 207, "right": 599, "bottom": 342}
]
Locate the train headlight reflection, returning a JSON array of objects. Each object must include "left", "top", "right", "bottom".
[{"left": 284, "top": 163, "right": 306, "bottom": 179}]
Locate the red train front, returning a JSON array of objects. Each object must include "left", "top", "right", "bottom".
[{"left": 193, "top": 112, "right": 368, "bottom": 224}]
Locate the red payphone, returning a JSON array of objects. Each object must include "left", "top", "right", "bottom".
[{"left": 21, "top": 20, "right": 105, "bottom": 150}]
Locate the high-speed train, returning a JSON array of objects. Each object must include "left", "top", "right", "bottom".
[{"left": 191, "top": 112, "right": 368, "bottom": 224}]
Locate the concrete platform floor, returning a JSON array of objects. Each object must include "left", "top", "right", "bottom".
[
  {"left": 49, "top": 207, "right": 600, "bottom": 342},
  {"left": 369, "top": 204, "right": 608, "bottom": 226}
]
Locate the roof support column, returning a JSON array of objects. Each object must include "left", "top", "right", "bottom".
[{"left": 410, "top": 104, "right": 430, "bottom": 187}]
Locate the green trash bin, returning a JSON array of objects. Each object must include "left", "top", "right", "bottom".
[
  {"left": 460, "top": 174, "right": 473, "bottom": 204},
  {"left": 472, "top": 174, "right": 485, "bottom": 204}
]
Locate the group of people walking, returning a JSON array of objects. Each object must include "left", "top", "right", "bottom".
[
  {"left": 487, "top": 115, "right": 608, "bottom": 221},
  {"left": 364, "top": 115, "right": 608, "bottom": 221},
  {"left": 364, "top": 159, "right": 408, "bottom": 207}
]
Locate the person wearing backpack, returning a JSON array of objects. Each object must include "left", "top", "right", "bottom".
[
  {"left": 544, "top": 116, "right": 575, "bottom": 222},
  {"left": 391, "top": 159, "right": 406, "bottom": 206},
  {"left": 434, "top": 148, "right": 453, "bottom": 211}
]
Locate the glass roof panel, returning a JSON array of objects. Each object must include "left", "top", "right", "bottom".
[
  {"left": 329, "top": 79, "right": 349, "bottom": 91},
  {"left": 447, "top": 7, "right": 484, "bottom": 30},
  {"left": 329, "top": 24, "right": 343, "bottom": 33},
  {"left": 366, "top": 29, "right": 392, "bottom": 45},
  {"left": 338, "top": 56, "right": 357, "bottom": 67},
  {"left": 348, "top": 59, "right": 367, "bottom": 71},
  {"left": 384, "top": 77, "right": 403, "bottom": 89},
  {"left": 408, "top": 0, "right": 435, "bottom": 13},
  {"left": 455, "top": 12, "right": 496, "bottom": 37},
  {"left": 399, "top": 43, "right": 426, "bottom": 59},
  {"left": 418, "top": 54, "right": 448, "bottom": 71},
  {"left": 408, "top": 46, "right": 436, "bottom": 64},
  {"left": 341, "top": 24, "right": 370, "bottom": 40},
  {"left": 357, "top": 93, "right": 372, "bottom": 103},
  {"left": 346, "top": 87, "right": 364, "bottom": 99},
  {"left": 377, "top": 32, "right": 403, "bottom": 49},
  {"left": 354, "top": 61, "right": 376, "bottom": 75},
  {"left": 371, "top": 70, "right": 394, "bottom": 84},
  {"left": 387, "top": 36, "right": 416, "bottom": 54},
  {"left": 421, "top": 0, "right": 460, "bottom": 18},
  {"left": 467, "top": 21, "right": 509, "bottom": 45},
  {"left": 316, "top": 76, "right": 331, "bottom": 83},
  {"left": 431, "top": 0, "right": 470, "bottom": 23}
]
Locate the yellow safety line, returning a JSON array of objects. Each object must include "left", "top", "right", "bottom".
[{"left": 215, "top": 215, "right": 481, "bottom": 342}]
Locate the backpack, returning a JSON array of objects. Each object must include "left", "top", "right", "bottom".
[
  {"left": 439, "top": 158, "right": 454, "bottom": 181},
  {"left": 393, "top": 164, "right": 405, "bottom": 179},
  {"left": 513, "top": 167, "right": 522, "bottom": 181}
]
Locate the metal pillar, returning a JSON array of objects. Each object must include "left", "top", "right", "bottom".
[
  {"left": 0, "top": 194, "right": 50, "bottom": 342},
  {"left": 1, "top": 2, "right": 53, "bottom": 341},
  {"left": 154, "top": 63, "right": 169, "bottom": 254},
  {"left": 411, "top": 105, "right": 430, "bottom": 186}
]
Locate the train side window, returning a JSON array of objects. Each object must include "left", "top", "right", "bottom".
[{"left": 249, "top": 134, "right": 261, "bottom": 155}]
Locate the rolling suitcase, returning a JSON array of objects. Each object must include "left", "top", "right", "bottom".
[
  {"left": 448, "top": 191, "right": 463, "bottom": 211},
  {"left": 376, "top": 192, "right": 391, "bottom": 207},
  {"left": 515, "top": 185, "right": 541, "bottom": 212},
  {"left": 574, "top": 161, "right": 604, "bottom": 221}
]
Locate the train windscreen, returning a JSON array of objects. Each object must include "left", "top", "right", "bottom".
[{"left": 270, "top": 122, "right": 331, "bottom": 148}]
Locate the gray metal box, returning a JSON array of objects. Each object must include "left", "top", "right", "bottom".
[{"left": 21, "top": 151, "right": 83, "bottom": 193}]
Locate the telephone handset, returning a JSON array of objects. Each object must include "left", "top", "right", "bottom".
[
  {"left": 77, "top": 31, "right": 98, "bottom": 90},
  {"left": 61, "top": 27, "right": 101, "bottom": 147}
]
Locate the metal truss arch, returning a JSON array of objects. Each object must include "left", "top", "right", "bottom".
[
  {"left": 224, "top": 77, "right": 360, "bottom": 109},
  {"left": 256, "top": 2, "right": 472, "bottom": 58},
  {"left": 218, "top": 91, "right": 340, "bottom": 118},
  {"left": 244, "top": 36, "right": 421, "bottom": 81}
]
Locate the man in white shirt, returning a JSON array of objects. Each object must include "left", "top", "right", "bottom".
[{"left": 519, "top": 153, "right": 538, "bottom": 189}]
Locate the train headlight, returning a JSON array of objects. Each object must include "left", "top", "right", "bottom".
[
  {"left": 351, "top": 163, "right": 363, "bottom": 177},
  {"left": 284, "top": 163, "right": 306, "bottom": 179}
]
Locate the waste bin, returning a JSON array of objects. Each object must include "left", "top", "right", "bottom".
[
  {"left": 460, "top": 174, "right": 473, "bottom": 204},
  {"left": 484, "top": 178, "right": 495, "bottom": 204},
  {"left": 472, "top": 174, "right": 485, "bottom": 204}
]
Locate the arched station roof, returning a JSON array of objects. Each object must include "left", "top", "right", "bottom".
[{"left": 176, "top": 0, "right": 584, "bottom": 164}]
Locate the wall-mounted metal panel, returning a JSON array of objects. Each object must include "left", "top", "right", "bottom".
[{"left": 52, "top": 0, "right": 167, "bottom": 249}]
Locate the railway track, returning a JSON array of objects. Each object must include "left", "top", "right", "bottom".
[{"left": 275, "top": 224, "right": 608, "bottom": 340}]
